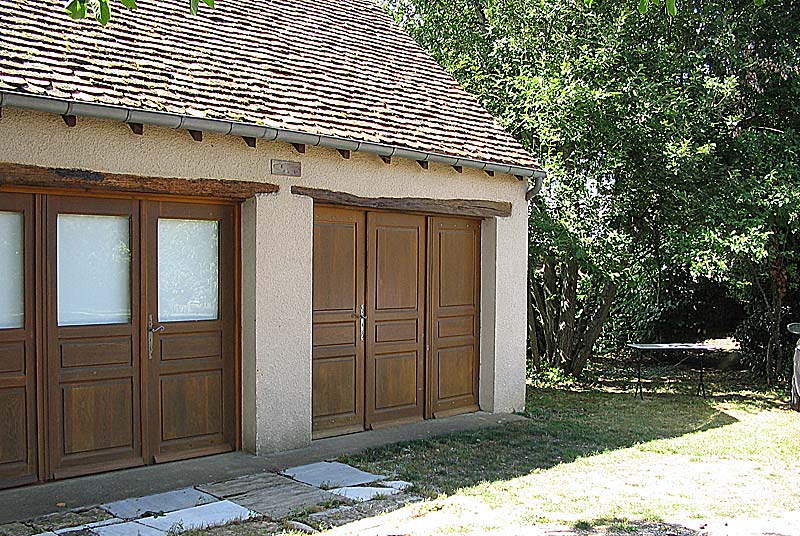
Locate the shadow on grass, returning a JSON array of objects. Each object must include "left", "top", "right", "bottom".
[{"left": 340, "top": 368, "right": 746, "bottom": 497}]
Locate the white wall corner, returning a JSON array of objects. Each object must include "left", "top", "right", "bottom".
[
  {"left": 249, "top": 191, "right": 314, "bottom": 454},
  {"left": 480, "top": 205, "right": 528, "bottom": 414}
]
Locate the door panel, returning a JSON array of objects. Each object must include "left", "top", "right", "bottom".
[
  {"left": 427, "top": 217, "right": 480, "bottom": 418},
  {"left": 46, "top": 196, "right": 143, "bottom": 479},
  {"left": 312, "top": 207, "right": 365, "bottom": 437},
  {"left": 366, "top": 212, "right": 425, "bottom": 427},
  {"left": 146, "top": 202, "right": 235, "bottom": 463},
  {"left": 0, "top": 193, "right": 36, "bottom": 489}
]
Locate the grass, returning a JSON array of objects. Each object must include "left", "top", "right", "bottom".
[
  {"left": 336, "top": 361, "right": 800, "bottom": 533},
  {"left": 180, "top": 359, "right": 799, "bottom": 534}
]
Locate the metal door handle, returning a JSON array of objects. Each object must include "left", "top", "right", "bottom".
[
  {"left": 358, "top": 304, "right": 366, "bottom": 341},
  {"left": 147, "top": 314, "right": 166, "bottom": 360}
]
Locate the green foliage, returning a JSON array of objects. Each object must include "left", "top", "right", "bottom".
[
  {"left": 388, "top": 0, "right": 799, "bottom": 383},
  {"left": 64, "top": 0, "right": 213, "bottom": 25}
]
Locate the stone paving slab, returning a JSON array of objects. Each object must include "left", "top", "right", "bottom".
[
  {"left": 328, "top": 487, "right": 400, "bottom": 503},
  {"left": 282, "top": 461, "right": 384, "bottom": 488},
  {"left": 136, "top": 501, "right": 253, "bottom": 532},
  {"left": 199, "top": 473, "right": 339, "bottom": 520},
  {"left": 92, "top": 521, "right": 164, "bottom": 536},
  {"left": 100, "top": 488, "right": 217, "bottom": 520},
  {"left": 53, "top": 518, "right": 123, "bottom": 534},
  {"left": 381, "top": 480, "right": 412, "bottom": 491}
]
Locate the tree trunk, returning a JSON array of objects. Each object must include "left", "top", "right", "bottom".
[
  {"left": 556, "top": 259, "right": 578, "bottom": 369},
  {"left": 528, "top": 285, "right": 541, "bottom": 373},
  {"left": 571, "top": 281, "right": 618, "bottom": 376}
]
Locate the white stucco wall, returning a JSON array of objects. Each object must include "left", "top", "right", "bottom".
[{"left": 0, "top": 108, "right": 529, "bottom": 454}]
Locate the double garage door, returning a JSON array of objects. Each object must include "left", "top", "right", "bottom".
[
  {"left": 0, "top": 192, "right": 237, "bottom": 489},
  {"left": 312, "top": 206, "right": 481, "bottom": 437}
]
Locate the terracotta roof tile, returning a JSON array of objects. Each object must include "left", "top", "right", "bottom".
[{"left": 0, "top": 0, "right": 540, "bottom": 169}]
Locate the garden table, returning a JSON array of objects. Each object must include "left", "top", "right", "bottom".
[{"left": 626, "top": 343, "right": 724, "bottom": 400}]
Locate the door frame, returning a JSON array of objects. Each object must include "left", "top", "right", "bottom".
[{"left": 0, "top": 185, "right": 243, "bottom": 487}]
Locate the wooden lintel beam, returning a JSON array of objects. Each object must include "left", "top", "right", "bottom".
[
  {"left": 452, "top": 165, "right": 463, "bottom": 173},
  {"left": 0, "top": 162, "right": 279, "bottom": 200},
  {"left": 380, "top": 155, "right": 392, "bottom": 164},
  {"left": 188, "top": 129, "right": 203, "bottom": 142},
  {"left": 242, "top": 136, "right": 257, "bottom": 148},
  {"left": 337, "top": 149, "right": 351, "bottom": 159},
  {"left": 485, "top": 170, "right": 495, "bottom": 177},
  {"left": 416, "top": 160, "right": 429, "bottom": 170},
  {"left": 128, "top": 122, "right": 144, "bottom": 135},
  {"left": 292, "top": 143, "right": 306, "bottom": 154},
  {"left": 291, "top": 186, "right": 511, "bottom": 218},
  {"left": 61, "top": 114, "right": 77, "bottom": 127}
]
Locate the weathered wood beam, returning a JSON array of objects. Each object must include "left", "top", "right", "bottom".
[
  {"left": 380, "top": 155, "right": 392, "bottom": 164},
  {"left": 128, "top": 122, "right": 144, "bottom": 135},
  {"left": 62, "top": 114, "right": 77, "bottom": 127},
  {"left": 0, "top": 162, "right": 279, "bottom": 200},
  {"left": 416, "top": 160, "right": 429, "bottom": 170},
  {"left": 242, "top": 136, "right": 257, "bottom": 148},
  {"left": 291, "top": 186, "right": 511, "bottom": 218},
  {"left": 337, "top": 149, "right": 351, "bottom": 159},
  {"left": 292, "top": 143, "right": 306, "bottom": 154},
  {"left": 188, "top": 129, "right": 203, "bottom": 142}
]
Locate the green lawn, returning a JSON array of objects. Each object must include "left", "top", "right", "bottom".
[
  {"left": 335, "top": 364, "right": 800, "bottom": 533},
  {"left": 185, "top": 363, "right": 799, "bottom": 535}
]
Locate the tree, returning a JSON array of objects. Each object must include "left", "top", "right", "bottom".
[{"left": 387, "top": 0, "right": 799, "bottom": 379}]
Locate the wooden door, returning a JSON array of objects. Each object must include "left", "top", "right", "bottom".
[
  {"left": 427, "top": 217, "right": 481, "bottom": 417},
  {"left": 145, "top": 202, "right": 236, "bottom": 463},
  {"left": 0, "top": 194, "right": 37, "bottom": 488},
  {"left": 45, "top": 196, "right": 144, "bottom": 480},
  {"left": 311, "top": 207, "right": 366, "bottom": 437},
  {"left": 365, "top": 212, "right": 426, "bottom": 427}
]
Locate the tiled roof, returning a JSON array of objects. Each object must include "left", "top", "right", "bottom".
[{"left": 0, "top": 0, "right": 540, "bottom": 170}]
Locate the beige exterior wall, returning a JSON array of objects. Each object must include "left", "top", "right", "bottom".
[{"left": 0, "top": 108, "right": 529, "bottom": 454}]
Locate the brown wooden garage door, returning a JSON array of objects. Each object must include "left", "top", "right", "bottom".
[
  {"left": 312, "top": 206, "right": 480, "bottom": 437},
  {"left": 0, "top": 192, "right": 237, "bottom": 488}
]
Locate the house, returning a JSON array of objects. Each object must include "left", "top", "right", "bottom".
[{"left": 0, "top": 0, "right": 544, "bottom": 489}]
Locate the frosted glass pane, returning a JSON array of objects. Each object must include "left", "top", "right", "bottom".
[
  {"left": 158, "top": 219, "right": 219, "bottom": 322},
  {"left": 58, "top": 215, "right": 131, "bottom": 326},
  {"left": 0, "top": 211, "right": 24, "bottom": 329}
]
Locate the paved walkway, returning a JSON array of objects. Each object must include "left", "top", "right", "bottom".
[{"left": 2, "top": 412, "right": 525, "bottom": 523}]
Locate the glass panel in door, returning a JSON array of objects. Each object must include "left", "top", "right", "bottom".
[
  {"left": 57, "top": 214, "right": 131, "bottom": 326},
  {"left": 157, "top": 218, "right": 219, "bottom": 322},
  {"left": 0, "top": 211, "right": 24, "bottom": 329}
]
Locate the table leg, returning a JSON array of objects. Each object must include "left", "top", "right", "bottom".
[
  {"left": 696, "top": 352, "right": 707, "bottom": 397},
  {"left": 634, "top": 350, "right": 644, "bottom": 400}
]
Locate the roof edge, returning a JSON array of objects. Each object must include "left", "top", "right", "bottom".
[{"left": 0, "top": 91, "right": 546, "bottom": 181}]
